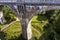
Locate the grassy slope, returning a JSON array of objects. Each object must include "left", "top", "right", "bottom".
[
  {"left": 32, "top": 16, "right": 48, "bottom": 40},
  {"left": 4, "top": 22, "right": 22, "bottom": 40},
  {"left": 0, "top": 16, "right": 47, "bottom": 40}
]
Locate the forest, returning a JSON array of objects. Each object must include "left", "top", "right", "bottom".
[{"left": 0, "top": 6, "right": 60, "bottom": 40}]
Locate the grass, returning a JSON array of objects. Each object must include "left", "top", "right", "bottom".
[
  {"left": 0, "top": 24, "right": 7, "bottom": 28},
  {"left": 4, "top": 21, "right": 22, "bottom": 40},
  {"left": 0, "top": 21, "right": 22, "bottom": 40},
  {"left": 31, "top": 16, "right": 48, "bottom": 40},
  {"left": 0, "top": 16, "right": 48, "bottom": 40}
]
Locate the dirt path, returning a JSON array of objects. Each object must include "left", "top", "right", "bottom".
[{"left": 0, "top": 21, "right": 17, "bottom": 32}]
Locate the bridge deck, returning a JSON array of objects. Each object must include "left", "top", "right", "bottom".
[{"left": 0, "top": 0, "right": 60, "bottom": 5}]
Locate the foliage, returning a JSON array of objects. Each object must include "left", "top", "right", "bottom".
[
  {"left": 0, "top": 8, "right": 60, "bottom": 40},
  {"left": 2, "top": 6, "right": 16, "bottom": 23},
  {"left": 2, "top": 22, "right": 22, "bottom": 40},
  {"left": 39, "top": 10, "right": 60, "bottom": 40}
]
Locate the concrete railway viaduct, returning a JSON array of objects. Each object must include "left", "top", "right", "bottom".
[{"left": 0, "top": 0, "right": 60, "bottom": 40}]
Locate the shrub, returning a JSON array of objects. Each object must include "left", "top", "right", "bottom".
[{"left": 2, "top": 6, "right": 16, "bottom": 23}]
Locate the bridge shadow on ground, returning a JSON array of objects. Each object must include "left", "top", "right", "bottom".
[
  {"left": 0, "top": 32, "right": 6, "bottom": 40},
  {"left": 38, "top": 13, "right": 60, "bottom": 40},
  {"left": 0, "top": 33, "right": 26, "bottom": 40},
  {"left": 9, "top": 34, "right": 40, "bottom": 40},
  {"left": 9, "top": 34, "right": 28, "bottom": 40},
  {"left": 38, "top": 23, "right": 55, "bottom": 40},
  {"left": 39, "top": 32, "right": 55, "bottom": 40},
  {"left": 36, "top": 10, "right": 56, "bottom": 40}
]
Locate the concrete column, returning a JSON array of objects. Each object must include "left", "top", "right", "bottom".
[
  {"left": 27, "top": 19, "right": 32, "bottom": 40},
  {"left": 0, "top": 11, "right": 4, "bottom": 24},
  {"left": 17, "top": 5, "right": 32, "bottom": 40},
  {"left": 0, "top": 5, "right": 6, "bottom": 24},
  {"left": 20, "top": 18, "right": 32, "bottom": 40}
]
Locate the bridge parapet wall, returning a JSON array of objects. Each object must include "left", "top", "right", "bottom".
[{"left": 0, "top": 0, "right": 60, "bottom": 3}]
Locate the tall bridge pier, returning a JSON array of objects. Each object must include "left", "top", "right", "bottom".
[
  {"left": 7, "top": 5, "right": 33, "bottom": 40},
  {"left": 3, "top": 4, "right": 34, "bottom": 40},
  {"left": 17, "top": 5, "right": 32, "bottom": 40}
]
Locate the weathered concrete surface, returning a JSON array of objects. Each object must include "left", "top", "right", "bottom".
[
  {"left": 0, "top": 6, "right": 6, "bottom": 24},
  {"left": 18, "top": 5, "right": 32, "bottom": 40},
  {"left": 27, "top": 19, "right": 32, "bottom": 40},
  {"left": 1, "top": 0, "right": 60, "bottom": 6},
  {"left": 0, "top": 11, "right": 4, "bottom": 24},
  {"left": 20, "top": 18, "right": 32, "bottom": 40}
]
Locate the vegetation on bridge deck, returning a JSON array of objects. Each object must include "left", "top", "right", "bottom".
[{"left": 0, "top": 6, "right": 60, "bottom": 40}]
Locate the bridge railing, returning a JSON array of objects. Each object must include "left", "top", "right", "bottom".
[
  {"left": 24, "top": 0, "right": 60, "bottom": 3},
  {"left": 0, "top": 0, "right": 17, "bottom": 2},
  {"left": 0, "top": 0, "right": 60, "bottom": 5},
  {"left": 0, "top": 0, "right": 60, "bottom": 3}
]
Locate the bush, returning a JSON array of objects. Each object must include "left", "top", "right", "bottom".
[{"left": 2, "top": 6, "right": 16, "bottom": 23}]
